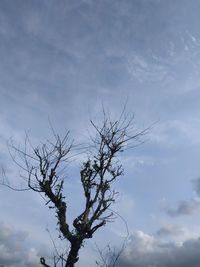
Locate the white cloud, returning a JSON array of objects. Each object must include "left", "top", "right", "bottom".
[
  {"left": 156, "top": 223, "right": 200, "bottom": 244},
  {"left": 0, "top": 222, "right": 50, "bottom": 267},
  {"left": 116, "top": 228, "right": 200, "bottom": 267}
]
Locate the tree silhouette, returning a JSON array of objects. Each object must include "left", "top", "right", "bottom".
[{"left": 3, "top": 112, "right": 148, "bottom": 267}]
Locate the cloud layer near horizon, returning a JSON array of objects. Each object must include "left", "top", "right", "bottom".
[
  {"left": 0, "top": 222, "right": 41, "bottom": 267},
  {"left": 117, "top": 229, "right": 200, "bottom": 267}
]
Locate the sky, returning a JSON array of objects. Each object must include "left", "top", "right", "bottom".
[{"left": 1, "top": 0, "right": 200, "bottom": 266}]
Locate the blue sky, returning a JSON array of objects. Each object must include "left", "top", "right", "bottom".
[{"left": 1, "top": 0, "right": 200, "bottom": 266}]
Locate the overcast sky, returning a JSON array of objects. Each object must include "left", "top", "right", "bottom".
[{"left": 1, "top": 0, "right": 200, "bottom": 266}]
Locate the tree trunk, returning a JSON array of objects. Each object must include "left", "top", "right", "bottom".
[{"left": 65, "top": 240, "right": 82, "bottom": 267}]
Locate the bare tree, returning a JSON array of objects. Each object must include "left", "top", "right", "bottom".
[
  {"left": 2, "top": 113, "right": 148, "bottom": 267},
  {"left": 95, "top": 243, "right": 125, "bottom": 267}
]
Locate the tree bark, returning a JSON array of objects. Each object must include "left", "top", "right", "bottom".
[{"left": 65, "top": 240, "right": 82, "bottom": 267}]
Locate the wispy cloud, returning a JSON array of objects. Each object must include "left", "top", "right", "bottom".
[
  {"left": 1, "top": 1, "right": 200, "bottom": 266},
  {"left": 163, "top": 177, "right": 200, "bottom": 217},
  {"left": 164, "top": 199, "right": 200, "bottom": 217}
]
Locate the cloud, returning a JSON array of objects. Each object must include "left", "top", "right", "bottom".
[
  {"left": 163, "top": 177, "right": 200, "bottom": 218},
  {"left": 164, "top": 199, "right": 200, "bottom": 217},
  {"left": 193, "top": 177, "right": 200, "bottom": 197},
  {"left": 149, "top": 118, "right": 200, "bottom": 147},
  {"left": 116, "top": 230, "right": 200, "bottom": 267},
  {"left": 156, "top": 224, "right": 185, "bottom": 238},
  {"left": 127, "top": 53, "right": 168, "bottom": 83},
  {"left": 156, "top": 224, "right": 200, "bottom": 244},
  {"left": 1, "top": 1, "right": 200, "bottom": 266},
  {"left": 0, "top": 222, "right": 48, "bottom": 267}
]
